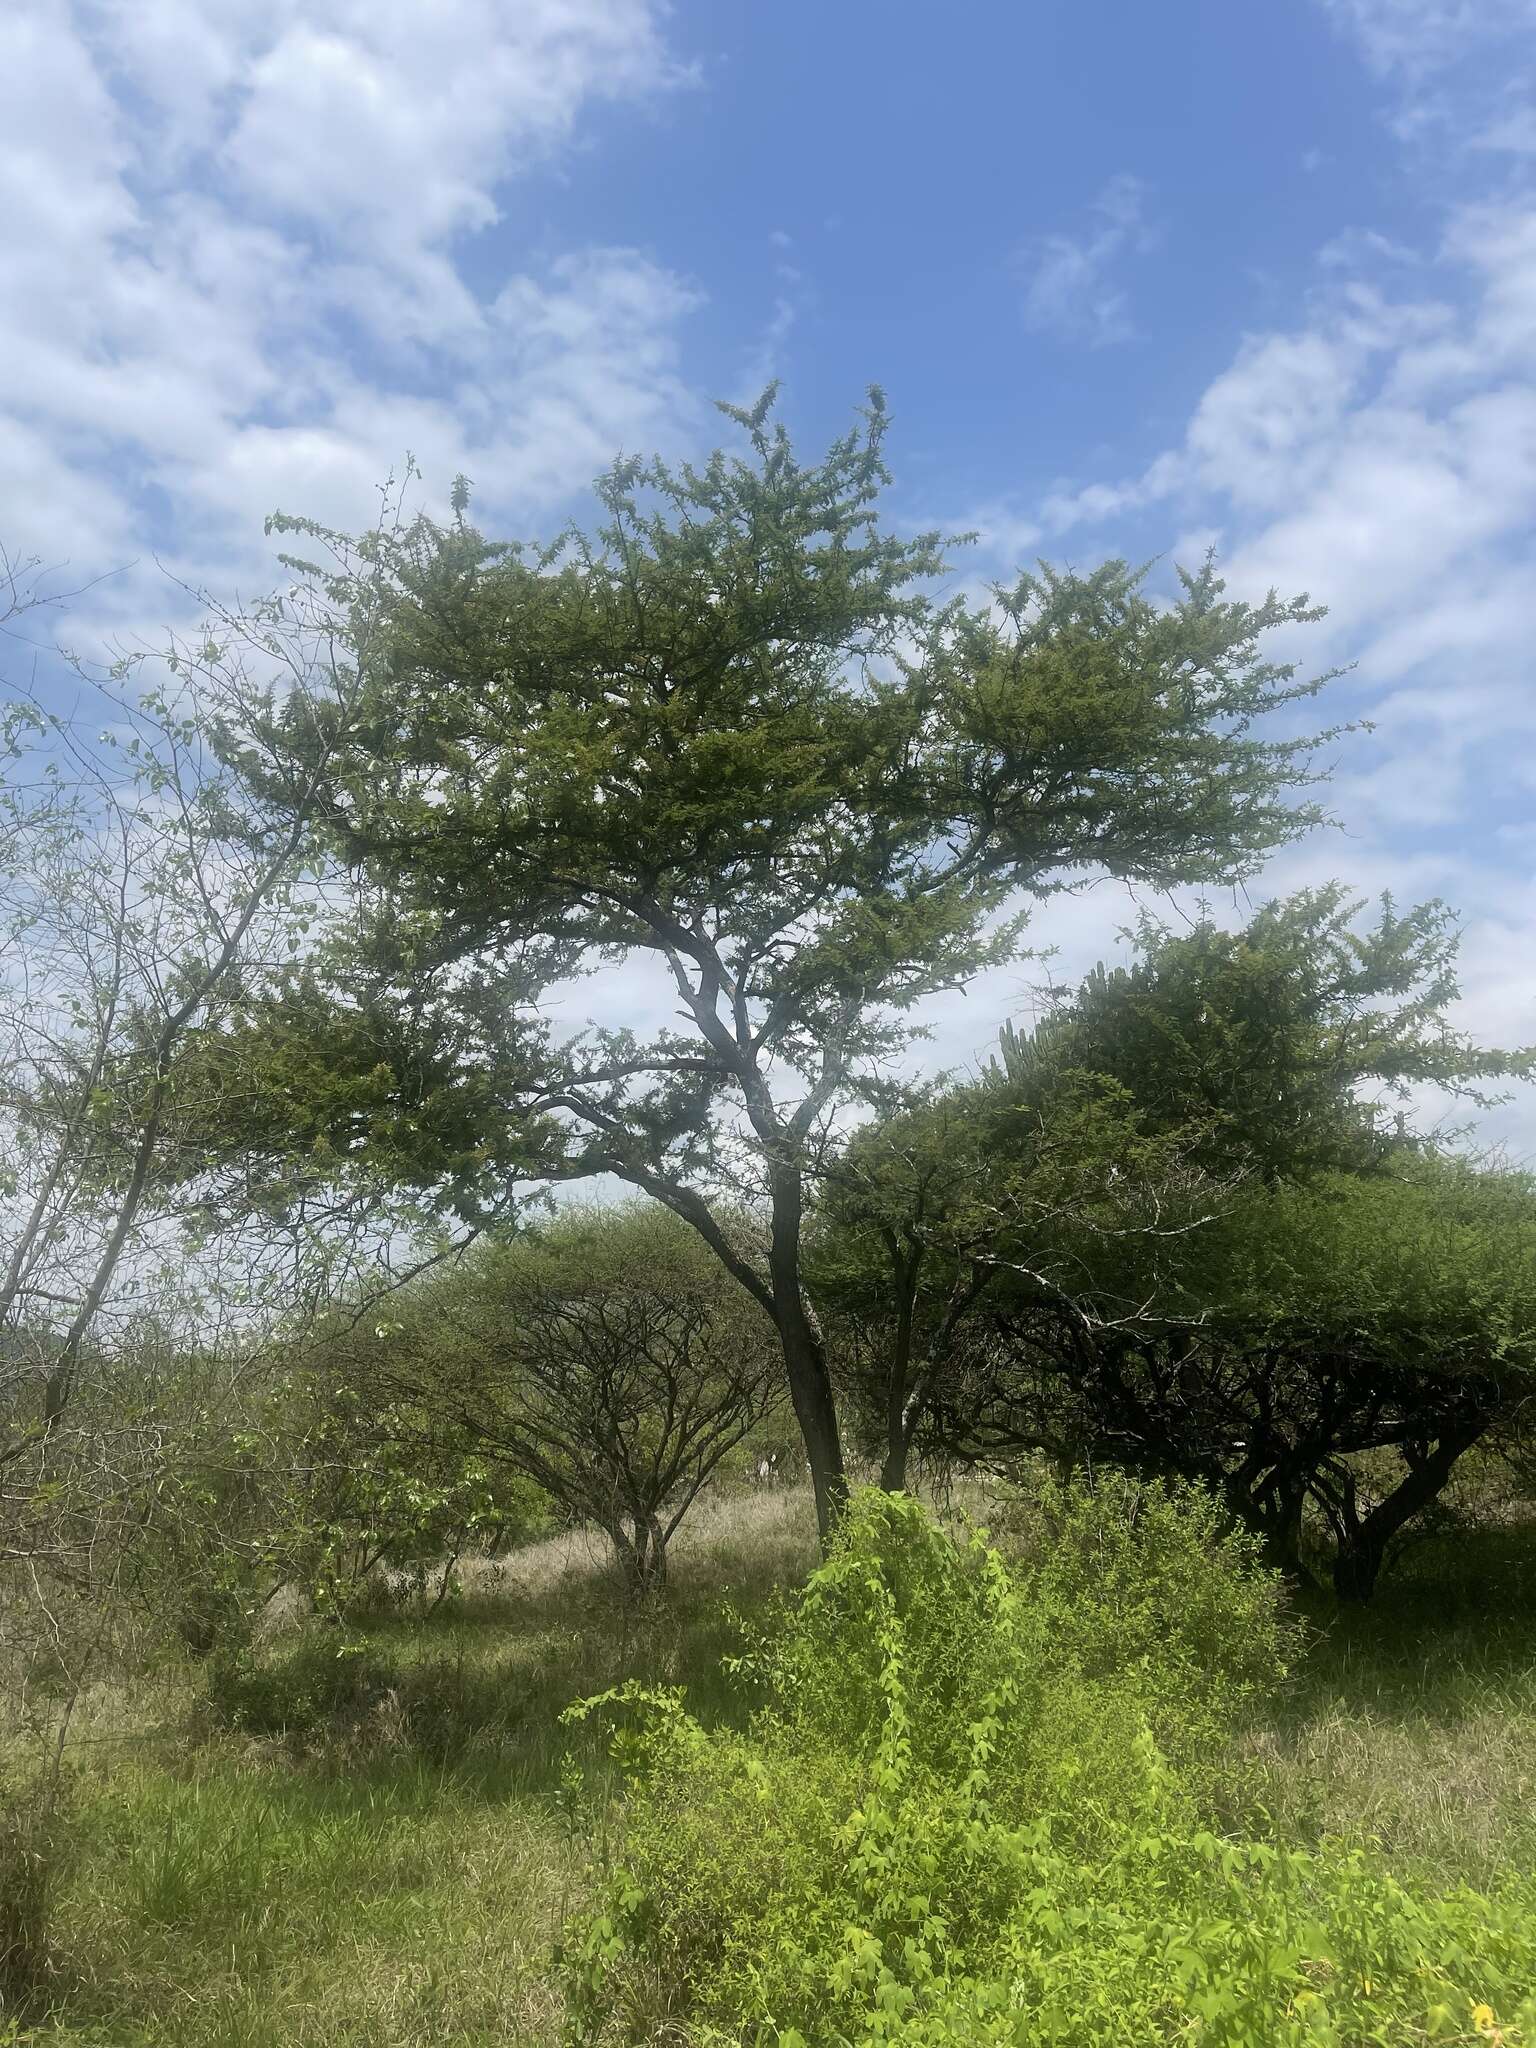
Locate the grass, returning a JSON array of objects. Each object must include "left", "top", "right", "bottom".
[
  {"left": 35, "top": 1765, "right": 571, "bottom": 2046},
  {"left": 1235, "top": 1522, "right": 1536, "bottom": 1886},
  {"left": 4, "top": 1488, "right": 816, "bottom": 2046},
  {"left": 5, "top": 1486, "right": 1535, "bottom": 2045}
]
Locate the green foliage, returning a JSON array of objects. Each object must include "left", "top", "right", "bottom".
[
  {"left": 275, "top": 1378, "right": 548, "bottom": 1619},
  {"left": 137, "top": 960, "right": 545, "bottom": 1231},
  {"left": 262, "top": 399, "right": 1338, "bottom": 1018},
  {"left": 14, "top": 1494, "right": 1536, "bottom": 2046},
  {"left": 1196, "top": 1156, "right": 1536, "bottom": 1343},
  {"left": 985, "top": 1469, "right": 1304, "bottom": 1767},
  {"left": 304, "top": 1204, "right": 783, "bottom": 1595},
  {"left": 564, "top": 1491, "right": 1536, "bottom": 2045},
  {"left": 997, "top": 886, "right": 1528, "bottom": 1182},
  {"left": 123, "top": 1368, "right": 545, "bottom": 1662},
  {"left": 1074, "top": 1160, "right": 1536, "bottom": 1589},
  {"left": 220, "top": 394, "right": 1347, "bottom": 1528},
  {"left": 823, "top": 886, "right": 1536, "bottom": 1587},
  {"left": 811, "top": 1061, "right": 1212, "bottom": 1483},
  {"left": 815, "top": 883, "right": 1526, "bottom": 1494}
]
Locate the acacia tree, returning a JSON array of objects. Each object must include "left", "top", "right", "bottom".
[
  {"left": 961, "top": 1163, "right": 1536, "bottom": 1598},
  {"left": 983, "top": 889, "right": 1531, "bottom": 1595},
  {"left": 315, "top": 1205, "right": 784, "bottom": 1597},
  {"left": 815, "top": 889, "right": 1530, "bottom": 1540},
  {"left": 810, "top": 1073, "right": 1219, "bottom": 1491},
  {"left": 231, "top": 392, "right": 1345, "bottom": 1539}
]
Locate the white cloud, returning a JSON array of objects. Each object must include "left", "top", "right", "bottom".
[
  {"left": 1318, "top": 0, "right": 1531, "bottom": 75},
  {"left": 1475, "top": 105, "right": 1536, "bottom": 155},
  {"left": 1035, "top": 452, "right": 1183, "bottom": 537},
  {"left": 1315, "top": 0, "right": 1536, "bottom": 152},
  {"left": 734, "top": 233, "right": 811, "bottom": 402},
  {"left": 1017, "top": 174, "right": 1155, "bottom": 348},
  {"left": 220, "top": 1, "right": 679, "bottom": 249},
  {"left": 1318, "top": 227, "right": 1424, "bottom": 269},
  {"left": 0, "top": 0, "right": 697, "bottom": 629},
  {"left": 1317, "top": 0, "right": 1536, "bottom": 80},
  {"left": 961, "top": 507, "right": 1044, "bottom": 561},
  {"left": 1015, "top": 207, "right": 1536, "bottom": 657},
  {"left": 959, "top": 198, "right": 1536, "bottom": 1149}
]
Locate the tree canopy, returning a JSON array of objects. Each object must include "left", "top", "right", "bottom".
[
  {"left": 961, "top": 1160, "right": 1536, "bottom": 1597},
  {"left": 306, "top": 1203, "right": 783, "bottom": 1595},
  {"left": 226, "top": 392, "right": 1346, "bottom": 1537},
  {"left": 812, "top": 888, "right": 1533, "bottom": 1589},
  {"left": 994, "top": 886, "right": 1525, "bottom": 1183}
]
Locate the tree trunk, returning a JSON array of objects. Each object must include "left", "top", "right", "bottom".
[
  {"left": 779, "top": 1305, "right": 848, "bottom": 1545},
  {"left": 643, "top": 1515, "right": 667, "bottom": 1596},
  {"left": 1331, "top": 1418, "right": 1489, "bottom": 1604},
  {"left": 1331, "top": 1537, "right": 1384, "bottom": 1604},
  {"left": 607, "top": 1516, "right": 669, "bottom": 1602},
  {"left": 767, "top": 1170, "right": 848, "bottom": 1546},
  {"left": 880, "top": 1247, "right": 918, "bottom": 1493},
  {"left": 1257, "top": 1473, "right": 1308, "bottom": 1580}
]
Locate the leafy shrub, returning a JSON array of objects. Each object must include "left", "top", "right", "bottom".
[
  {"left": 273, "top": 1395, "right": 549, "bottom": 1621},
  {"left": 199, "top": 1633, "right": 392, "bottom": 1746},
  {"left": 562, "top": 1488, "right": 1536, "bottom": 2046},
  {"left": 986, "top": 1468, "right": 1305, "bottom": 1767}
]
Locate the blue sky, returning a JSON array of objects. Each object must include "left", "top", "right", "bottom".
[{"left": 5, "top": 0, "right": 1536, "bottom": 1149}]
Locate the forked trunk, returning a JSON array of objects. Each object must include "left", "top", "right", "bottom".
[
  {"left": 1331, "top": 1417, "right": 1489, "bottom": 1604},
  {"left": 608, "top": 1515, "right": 669, "bottom": 1602}
]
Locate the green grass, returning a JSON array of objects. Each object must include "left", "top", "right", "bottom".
[
  {"left": 1232, "top": 1522, "right": 1536, "bottom": 1887},
  {"left": 35, "top": 1763, "right": 572, "bottom": 2046},
  {"left": 7, "top": 1490, "right": 1536, "bottom": 2045},
  {"left": 6, "top": 1488, "right": 815, "bottom": 2046}
]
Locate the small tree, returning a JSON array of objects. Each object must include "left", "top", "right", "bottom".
[
  {"left": 816, "top": 890, "right": 1532, "bottom": 1584},
  {"left": 815, "top": 886, "right": 1518, "bottom": 1494},
  {"left": 0, "top": 547, "right": 395, "bottom": 1465},
  {"left": 811, "top": 1072, "right": 1216, "bottom": 1490},
  {"left": 986, "top": 1163, "right": 1536, "bottom": 1597},
  {"left": 228, "top": 394, "right": 1345, "bottom": 1539},
  {"left": 322, "top": 1205, "right": 784, "bottom": 1597}
]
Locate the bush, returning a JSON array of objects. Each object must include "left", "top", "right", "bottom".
[
  {"left": 562, "top": 1488, "right": 1536, "bottom": 2046},
  {"left": 200, "top": 1634, "right": 398, "bottom": 1743},
  {"left": 986, "top": 1468, "right": 1305, "bottom": 1768}
]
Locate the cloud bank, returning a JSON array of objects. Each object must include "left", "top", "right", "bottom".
[{"left": 1, "top": 0, "right": 699, "bottom": 615}]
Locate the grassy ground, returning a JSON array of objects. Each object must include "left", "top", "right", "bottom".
[
  {"left": 8, "top": 1490, "right": 816, "bottom": 2047},
  {"left": 1238, "top": 1522, "right": 1536, "bottom": 1887},
  {"left": 8, "top": 1490, "right": 1536, "bottom": 2045}
]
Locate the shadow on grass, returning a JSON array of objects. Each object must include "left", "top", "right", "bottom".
[
  {"left": 193, "top": 1483, "right": 818, "bottom": 1802},
  {"left": 1224, "top": 1520, "right": 1536, "bottom": 1887},
  {"left": 1290, "top": 1522, "right": 1536, "bottom": 1718}
]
